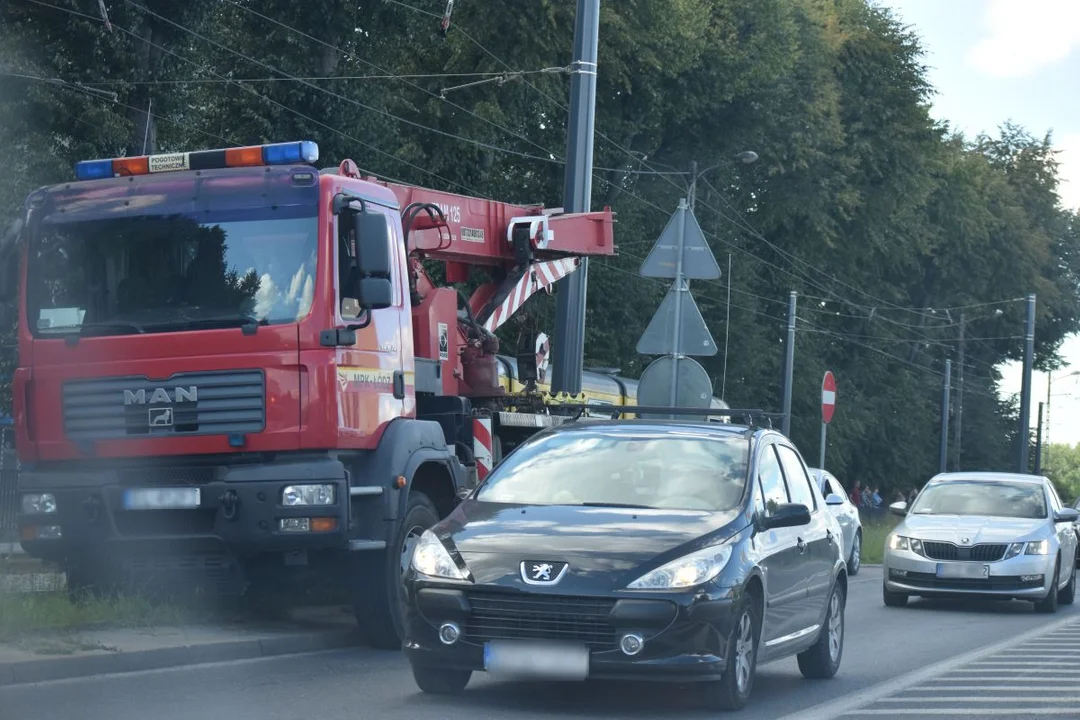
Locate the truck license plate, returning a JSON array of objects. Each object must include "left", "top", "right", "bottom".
[
  {"left": 123, "top": 487, "right": 201, "bottom": 510},
  {"left": 483, "top": 640, "right": 589, "bottom": 680},
  {"left": 936, "top": 562, "right": 990, "bottom": 580}
]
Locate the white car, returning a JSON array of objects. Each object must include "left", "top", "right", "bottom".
[
  {"left": 810, "top": 468, "right": 863, "bottom": 576},
  {"left": 883, "top": 472, "right": 1079, "bottom": 612}
]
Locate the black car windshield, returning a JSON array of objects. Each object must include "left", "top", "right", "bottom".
[
  {"left": 27, "top": 209, "right": 317, "bottom": 337},
  {"left": 475, "top": 428, "right": 750, "bottom": 512},
  {"left": 910, "top": 480, "right": 1048, "bottom": 519}
]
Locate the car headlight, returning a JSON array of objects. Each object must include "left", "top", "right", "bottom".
[
  {"left": 411, "top": 529, "right": 468, "bottom": 581},
  {"left": 887, "top": 534, "right": 924, "bottom": 556},
  {"left": 22, "top": 493, "right": 56, "bottom": 515},
  {"left": 1025, "top": 539, "right": 1050, "bottom": 556},
  {"left": 627, "top": 543, "right": 734, "bottom": 590},
  {"left": 281, "top": 484, "right": 335, "bottom": 506}
]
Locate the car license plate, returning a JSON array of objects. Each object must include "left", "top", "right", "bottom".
[
  {"left": 122, "top": 487, "right": 201, "bottom": 510},
  {"left": 483, "top": 640, "right": 589, "bottom": 681},
  {"left": 936, "top": 562, "right": 990, "bottom": 580}
]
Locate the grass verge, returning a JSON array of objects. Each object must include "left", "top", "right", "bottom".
[
  {"left": 859, "top": 512, "right": 902, "bottom": 565},
  {"left": 0, "top": 590, "right": 207, "bottom": 644}
]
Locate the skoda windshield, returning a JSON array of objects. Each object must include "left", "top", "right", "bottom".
[
  {"left": 474, "top": 427, "right": 751, "bottom": 512},
  {"left": 27, "top": 208, "right": 317, "bottom": 338}
]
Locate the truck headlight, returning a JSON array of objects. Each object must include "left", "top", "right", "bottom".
[
  {"left": 281, "top": 484, "right": 335, "bottom": 506},
  {"left": 22, "top": 493, "right": 57, "bottom": 515},
  {"left": 627, "top": 543, "right": 734, "bottom": 590}
]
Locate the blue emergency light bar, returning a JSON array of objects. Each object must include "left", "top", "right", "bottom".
[{"left": 74, "top": 140, "right": 320, "bottom": 181}]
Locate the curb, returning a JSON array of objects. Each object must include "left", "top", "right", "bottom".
[{"left": 0, "top": 628, "right": 363, "bottom": 687}]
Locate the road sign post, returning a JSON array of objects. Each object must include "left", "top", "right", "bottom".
[
  {"left": 636, "top": 199, "right": 720, "bottom": 418},
  {"left": 820, "top": 371, "right": 836, "bottom": 469}
]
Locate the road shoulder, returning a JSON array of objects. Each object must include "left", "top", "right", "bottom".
[{"left": 0, "top": 605, "right": 362, "bottom": 686}]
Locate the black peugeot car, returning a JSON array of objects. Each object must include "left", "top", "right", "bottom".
[{"left": 402, "top": 419, "right": 848, "bottom": 711}]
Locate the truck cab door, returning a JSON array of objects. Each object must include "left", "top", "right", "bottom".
[{"left": 332, "top": 206, "right": 405, "bottom": 435}]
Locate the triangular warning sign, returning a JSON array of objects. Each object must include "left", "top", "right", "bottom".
[
  {"left": 636, "top": 279, "right": 718, "bottom": 356},
  {"left": 639, "top": 205, "right": 721, "bottom": 280}
]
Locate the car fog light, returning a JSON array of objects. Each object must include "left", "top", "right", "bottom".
[
  {"left": 1021, "top": 574, "right": 1044, "bottom": 583},
  {"left": 620, "top": 633, "right": 644, "bottom": 656},
  {"left": 438, "top": 622, "right": 461, "bottom": 645}
]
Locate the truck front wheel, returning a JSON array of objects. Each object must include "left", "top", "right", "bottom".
[{"left": 354, "top": 491, "right": 439, "bottom": 650}]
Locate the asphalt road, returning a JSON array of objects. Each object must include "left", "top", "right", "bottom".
[{"left": 3, "top": 567, "right": 1079, "bottom": 720}]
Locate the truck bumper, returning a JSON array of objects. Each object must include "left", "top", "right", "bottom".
[{"left": 17, "top": 454, "right": 383, "bottom": 583}]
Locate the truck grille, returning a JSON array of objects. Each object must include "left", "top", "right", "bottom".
[
  {"left": 63, "top": 370, "right": 265, "bottom": 441},
  {"left": 465, "top": 591, "right": 617, "bottom": 649},
  {"left": 922, "top": 541, "right": 1008, "bottom": 562}
]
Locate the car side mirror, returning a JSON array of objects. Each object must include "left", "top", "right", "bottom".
[
  {"left": 759, "top": 503, "right": 811, "bottom": 531},
  {"left": 352, "top": 212, "right": 392, "bottom": 279},
  {"left": 889, "top": 501, "right": 908, "bottom": 517},
  {"left": 825, "top": 493, "right": 845, "bottom": 506},
  {"left": 1054, "top": 508, "right": 1079, "bottom": 523}
]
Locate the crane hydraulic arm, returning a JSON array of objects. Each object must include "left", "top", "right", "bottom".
[{"left": 358, "top": 169, "right": 616, "bottom": 335}]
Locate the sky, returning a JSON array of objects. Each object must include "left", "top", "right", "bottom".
[{"left": 879, "top": 0, "right": 1080, "bottom": 447}]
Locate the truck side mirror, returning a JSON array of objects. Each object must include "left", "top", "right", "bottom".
[
  {"left": 352, "top": 212, "right": 392, "bottom": 279},
  {"left": 355, "top": 277, "right": 393, "bottom": 310}
]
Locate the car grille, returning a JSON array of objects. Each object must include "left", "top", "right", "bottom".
[
  {"left": 922, "top": 541, "right": 1008, "bottom": 562},
  {"left": 465, "top": 591, "right": 617, "bottom": 649},
  {"left": 63, "top": 370, "right": 265, "bottom": 441}
]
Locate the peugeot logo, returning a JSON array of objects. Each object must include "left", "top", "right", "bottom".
[
  {"left": 520, "top": 560, "right": 569, "bottom": 586},
  {"left": 123, "top": 386, "right": 198, "bottom": 405}
]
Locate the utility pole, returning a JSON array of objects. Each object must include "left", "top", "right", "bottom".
[
  {"left": 1017, "top": 293, "right": 1036, "bottom": 473},
  {"left": 550, "top": 0, "right": 600, "bottom": 398},
  {"left": 954, "top": 312, "right": 964, "bottom": 470},
  {"left": 1034, "top": 402, "right": 1044, "bottom": 474},
  {"left": 781, "top": 291, "right": 797, "bottom": 436},
  {"left": 721, "top": 253, "right": 732, "bottom": 401},
  {"left": 688, "top": 160, "right": 698, "bottom": 210},
  {"left": 940, "top": 359, "right": 951, "bottom": 474}
]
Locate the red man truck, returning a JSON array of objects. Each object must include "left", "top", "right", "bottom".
[{"left": 0, "top": 140, "right": 615, "bottom": 648}]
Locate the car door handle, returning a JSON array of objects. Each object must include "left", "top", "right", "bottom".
[
  {"left": 797, "top": 537, "right": 806, "bottom": 553},
  {"left": 826, "top": 529, "right": 834, "bottom": 544}
]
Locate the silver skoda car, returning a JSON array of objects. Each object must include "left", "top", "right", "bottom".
[{"left": 883, "top": 472, "right": 1079, "bottom": 612}]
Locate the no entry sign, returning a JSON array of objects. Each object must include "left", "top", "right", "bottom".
[{"left": 822, "top": 371, "right": 836, "bottom": 424}]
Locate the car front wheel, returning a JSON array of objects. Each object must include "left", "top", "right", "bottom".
[
  {"left": 883, "top": 584, "right": 908, "bottom": 607},
  {"left": 1059, "top": 562, "right": 1076, "bottom": 605},
  {"left": 847, "top": 530, "right": 862, "bottom": 576},
  {"left": 702, "top": 595, "right": 760, "bottom": 711},
  {"left": 1034, "top": 559, "right": 1061, "bottom": 614},
  {"left": 798, "top": 580, "right": 845, "bottom": 679},
  {"left": 412, "top": 665, "right": 472, "bottom": 694}
]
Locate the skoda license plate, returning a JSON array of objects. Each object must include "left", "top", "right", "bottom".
[
  {"left": 483, "top": 640, "right": 589, "bottom": 681},
  {"left": 123, "top": 488, "right": 201, "bottom": 510},
  {"left": 936, "top": 562, "right": 990, "bottom": 580}
]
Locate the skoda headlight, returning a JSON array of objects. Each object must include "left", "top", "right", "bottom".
[
  {"left": 628, "top": 543, "right": 734, "bottom": 590},
  {"left": 1025, "top": 539, "right": 1050, "bottom": 556},
  {"left": 410, "top": 529, "right": 468, "bottom": 581}
]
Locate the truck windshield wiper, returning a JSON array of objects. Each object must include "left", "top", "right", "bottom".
[
  {"left": 62, "top": 321, "right": 146, "bottom": 346},
  {"left": 160, "top": 313, "right": 268, "bottom": 335}
]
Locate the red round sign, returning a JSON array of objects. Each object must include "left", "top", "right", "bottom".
[{"left": 821, "top": 371, "right": 836, "bottom": 424}]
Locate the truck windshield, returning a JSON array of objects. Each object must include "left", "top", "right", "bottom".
[{"left": 27, "top": 209, "right": 317, "bottom": 337}]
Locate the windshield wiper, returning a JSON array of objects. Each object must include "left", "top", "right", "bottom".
[
  {"left": 159, "top": 313, "right": 268, "bottom": 336},
  {"left": 579, "top": 502, "right": 654, "bottom": 509},
  {"left": 62, "top": 321, "right": 146, "bottom": 346}
]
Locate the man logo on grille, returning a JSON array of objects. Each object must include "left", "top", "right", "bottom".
[{"left": 520, "top": 560, "right": 568, "bottom": 585}]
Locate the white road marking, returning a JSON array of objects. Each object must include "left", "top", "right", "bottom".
[{"left": 781, "top": 615, "right": 1080, "bottom": 720}]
